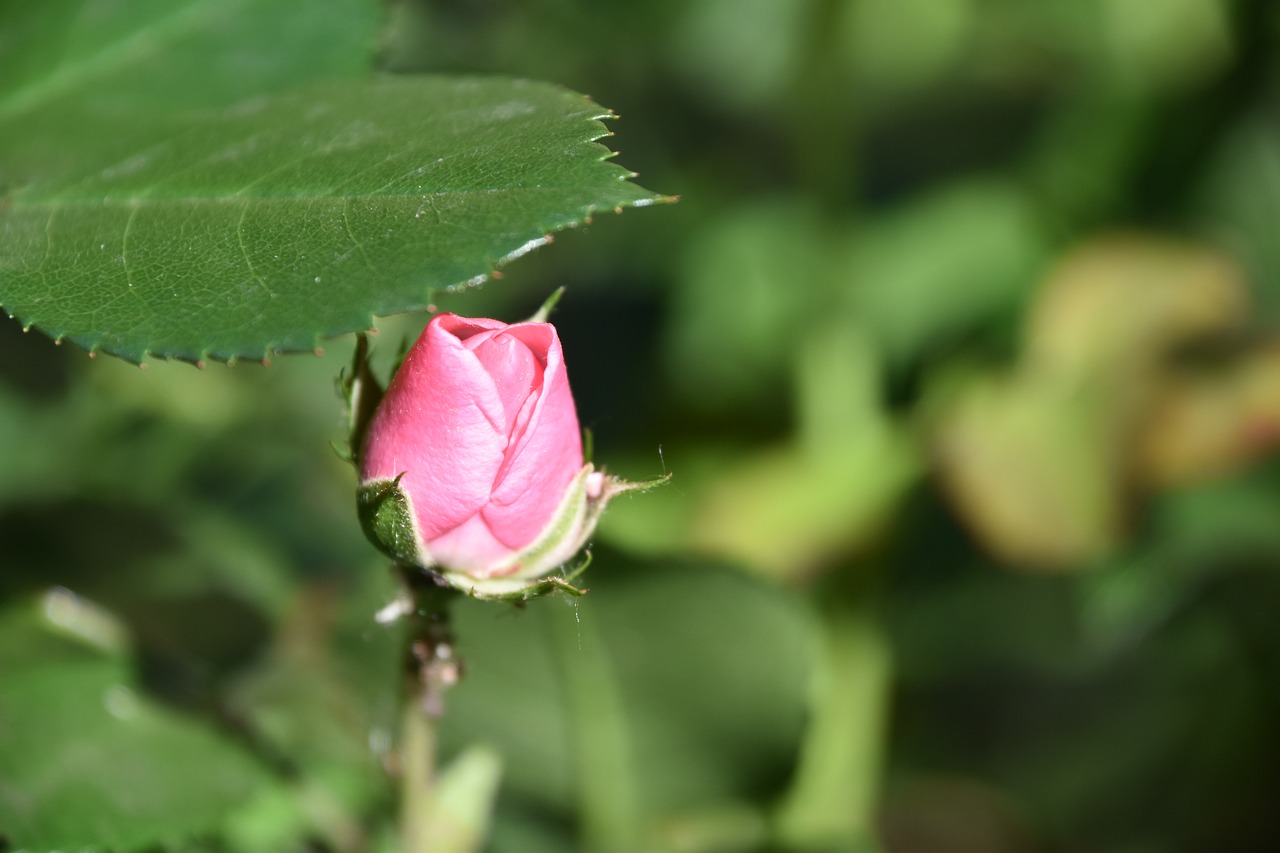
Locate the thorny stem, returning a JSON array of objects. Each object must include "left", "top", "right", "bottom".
[{"left": 397, "top": 564, "right": 461, "bottom": 853}]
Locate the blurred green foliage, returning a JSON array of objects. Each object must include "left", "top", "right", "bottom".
[{"left": 6, "top": 0, "right": 1280, "bottom": 851}]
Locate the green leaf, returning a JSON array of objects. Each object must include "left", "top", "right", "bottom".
[
  {"left": 0, "top": 0, "right": 381, "bottom": 187},
  {"left": 223, "top": 568, "right": 403, "bottom": 851},
  {"left": 413, "top": 746, "right": 504, "bottom": 853},
  {"left": 439, "top": 556, "right": 816, "bottom": 846},
  {"left": 3, "top": 0, "right": 376, "bottom": 105},
  {"left": 840, "top": 181, "right": 1048, "bottom": 367},
  {"left": 0, "top": 599, "right": 274, "bottom": 851},
  {"left": 666, "top": 201, "right": 833, "bottom": 412},
  {"left": 1, "top": 74, "right": 659, "bottom": 363}
]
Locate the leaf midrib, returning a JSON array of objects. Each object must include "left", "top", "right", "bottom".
[{"left": 9, "top": 183, "right": 635, "bottom": 210}]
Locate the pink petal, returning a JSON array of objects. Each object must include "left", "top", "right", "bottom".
[
  {"left": 482, "top": 322, "right": 583, "bottom": 549},
  {"left": 445, "top": 316, "right": 508, "bottom": 343},
  {"left": 360, "top": 314, "right": 508, "bottom": 541},
  {"left": 469, "top": 329, "right": 543, "bottom": 435},
  {"left": 425, "top": 512, "right": 515, "bottom": 576}
]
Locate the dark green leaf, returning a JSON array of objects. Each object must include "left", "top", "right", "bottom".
[
  {"left": 0, "top": 600, "right": 273, "bottom": 851},
  {"left": 439, "top": 556, "right": 815, "bottom": 846},
  {"left": 0, "top": 3, "right": 661, "bottom": 364},
  {"left": 1, "top": 75, "right": 659, "bottom": 363},
  {"left": 0, "top": 0, "right": 380, "bottom": 187}
]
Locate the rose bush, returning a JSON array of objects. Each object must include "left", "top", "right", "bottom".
[{"left": 353, "top": 311, "right": 646, "bottom": 597}]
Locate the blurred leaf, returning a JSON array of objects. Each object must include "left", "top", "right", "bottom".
[
  {"left": 418, "top": 746, "right": 504, "bottom": 853},
  {"left": 692, "top": 434, "right": 918, "bottom": 580},
  {"left": 1197, "top": 113, "right": 1280, "bottom": 315},
  {"left": 841, "top": 0, "right": 972, "bottom": 98},
  {"left": 0, "top": 497, "right": 294, "bottom": 702},
  {"left": 0, "top": 598, "right": 273, "bottom": 852},
  {"left": 665, "top": 201, "right": 831, "bottom": 412},
  {"left": 668, "top": 0, "right": 808, "bottom": 112},
  {"left": 221, "top": 780, "right": 320, "bottom": 853},
  {"left": 841, "top": 181, "right": 1048, "bottom": 368},
  {"left": 2, "top": 74, "right": 660, "bottom": 363},
  {"left": 595, "top": 561, "right": 816, "bottom": 828},
  {"left": 670, "top": 0, "right": 972, "bottom": 116},
  {"left": 541, "top": 585, "right": 641, "bottom": 849},
  {"left": 692, "top": 327, "right": 921, "bottom": 580},
  {"left": 931, "top": 235, "right": 1257, "bottom": 569},
  {"left": 931, "top": 367, "right": 1126, "bottom": 568},
  {"left": 1025, "top": 236, "right": 1247, "bottom": 377},
  {"left": 0, "top": 590, "right": 129, "bottom": 672},
  {"left": 1082, "top": 463, "right": 1280, "bottom": 650},
  {"left": 1138, "top": 342, "right": 1280, "bottom": 488},
  {"left": 439, "top": 557, "right": 816, "bottom": 846},
  {"left": 1098, "top": 0, "right": 1233, "bottom": 95},
  {"left": 226, "top": 570, "right": 402, "bottom": 850}
]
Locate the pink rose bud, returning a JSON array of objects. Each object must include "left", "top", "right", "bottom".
[{"left": 355, "top": 311, "right": 643, "bottom": 598}]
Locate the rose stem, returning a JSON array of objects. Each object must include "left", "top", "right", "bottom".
[{"left": 397, "top": 564, "right": 460, "bottom": 853}]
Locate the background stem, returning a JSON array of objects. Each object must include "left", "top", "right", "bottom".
[{"left": 774, "top": 581, "right": 892, "bottom": 850}]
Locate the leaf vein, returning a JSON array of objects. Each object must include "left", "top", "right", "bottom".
[
  {"left": 17, "top": 182, "right": 635, "bottom": 209},
  {"left": 37, "top": 207, "right": 57, "bottom": 297},
  {"left": 235, "top": 201, "right": 265, "bottom": 291},
  {"left": 121, "top": 201, "right": 140, "bottom": 292},
  {"left": 341, "top": 199, "right": 377, "bottom": 274}
]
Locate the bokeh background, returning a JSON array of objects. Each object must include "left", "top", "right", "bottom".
[{"left": 5, "top": 0, "right": 1280, "bottom": 851}]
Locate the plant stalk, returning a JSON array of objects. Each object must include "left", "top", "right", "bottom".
[
  {"left": 397, "top": 565, "right": 460, "bottom": 853},
  {"left": 774, "top": 581, "right": 892, "bottom": 850}
]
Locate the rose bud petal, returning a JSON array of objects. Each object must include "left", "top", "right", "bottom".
[{"left": 357, "top": 311, "right": 634, "bottom": 597}]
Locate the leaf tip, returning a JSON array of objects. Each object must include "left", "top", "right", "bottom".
[{"left": 631, "top": 194, "right": 679, "bottom": 208}]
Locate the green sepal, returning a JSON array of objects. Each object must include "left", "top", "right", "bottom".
[
  {"left": 357, "top": 476, "right": 424, "bottom": 568},
  {"left": 443, "top": 550, "right": 593, "bottom": 602},
  {"left": 525, "top": 287, "right": 566, "bottom": 323},
  {"left": 389, "top": 333, "right": 413, "bottom": 385},
  {"left": 338, "top": 333, "right": 384, "bottom": 466}
]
